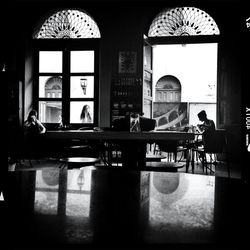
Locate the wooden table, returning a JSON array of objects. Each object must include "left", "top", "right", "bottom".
[
  {"left": 46, "top": 130, "right": 195, "bottom": 169},
  {"left": 46, "top": 130, "right": 195, "bottom": 141}
]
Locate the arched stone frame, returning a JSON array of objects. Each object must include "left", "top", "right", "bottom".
[{"left": 155, "top": 75, "right": 182, "bottom": 102}]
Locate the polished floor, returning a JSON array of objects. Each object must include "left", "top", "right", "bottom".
[{"left": 0, "top": 158, "right": 248, "bottom": 250}]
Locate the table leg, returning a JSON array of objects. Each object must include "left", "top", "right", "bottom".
[{"left": 120, "top": 142, "right": 146, "bottom": 169}]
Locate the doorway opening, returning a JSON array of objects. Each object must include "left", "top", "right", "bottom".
[{"left": 152, "top": 43, "right": 218, "bottom": 130}]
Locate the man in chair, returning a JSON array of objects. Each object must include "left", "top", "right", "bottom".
[{"left": 197, "top": 110, "right": 215, "bottom": 134}]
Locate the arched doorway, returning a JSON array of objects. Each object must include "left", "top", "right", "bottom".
[{"left": 146, "top": 6, "right": 219, "bottom": 129}]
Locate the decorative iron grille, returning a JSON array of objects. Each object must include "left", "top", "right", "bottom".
[
  {"left": 148, "top": 7, "right": 220, "bottom": 37},
  {"left": 33, "top": 9, "right": 101, "bottom": 39}
]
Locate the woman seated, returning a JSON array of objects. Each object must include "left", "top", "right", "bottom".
[
  {"left": 196, "top": 110, "right": 215, "bottom": 134},
  {"left": 194, "top": 110, "right": 215, "bottom": 149},
  {"left": 23, "top": 109, "right": 46, "bottom": 157}
]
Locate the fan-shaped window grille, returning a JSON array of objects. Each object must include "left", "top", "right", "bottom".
[
  {"left": 33, "top": 9, "right": 101, "bottom": 39},
  {"left": 148, "top": 7, "right": 220, "bottom": 37}
]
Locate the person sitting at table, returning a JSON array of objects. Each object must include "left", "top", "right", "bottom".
[
  {"left": 24, "top": 109, "right": 46, "bottom": 135},
  {"left": 196, "top": 110, "right": 215, "bottom": 134},
  {"left": 194, "top": 110, "right": 215, "bottom": 151},
  {"left": 23, "top": 109, "right": 46, "bottom": 157}
]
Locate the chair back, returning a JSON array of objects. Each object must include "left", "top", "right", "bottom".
[{"left": 203, "top": 130, "right": 227, "bottom": 154}]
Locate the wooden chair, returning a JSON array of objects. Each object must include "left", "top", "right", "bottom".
[
  {"left": 9, "top": 131, "right": 49, "bottom": 168},
  {"left": 145, "top": 140, "right": 186, "bottom": 172},
  {"left": 154, "top": 140, "right": 188, "bottom": 163},
  {"left": 191, "top": 129, "right": 230, "bottom": 177}
]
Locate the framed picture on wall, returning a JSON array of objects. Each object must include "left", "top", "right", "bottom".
[{"left": 118, "top": 51, "right": 137, "bottom": 74}]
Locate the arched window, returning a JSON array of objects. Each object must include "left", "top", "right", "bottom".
[
  {"left": 148, "top": 7, "right": 220, "bottom": 37},
  {"left": 33, "top": 9, "right": 100, "bottom": 128},
  {"left": 33, "top": 9, "right": 101, "bottom": 38},
  {"left": 148, "top": 7, "right": 219, "bottom": 129},
  {"left": 155, "top": 75, "right": 181, "bottom": 102}
]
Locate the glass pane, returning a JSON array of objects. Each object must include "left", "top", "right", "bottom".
[
  {"left": 39, "top": 101, "right": 62, "bottom": 123},
  {"left": 70, "top": 101, "right": 94, "bottom": 124},
  {"left": 70, "top": 76, "right": 94, "bottom": 98},
  {"left": 39, "top": 51, "right": 62, "bottom": 73},
  {"left": 144, "top": 45, "right": 152, "bottom": 70},
  {"left": 189, "top": 103, "right": 216, "bottom": 127},
  {"left": 39, "top": 76, "right": 62, "bottom": 98},
  {"left": 70, "top": 51, "right": 94, "bottom": 73}
]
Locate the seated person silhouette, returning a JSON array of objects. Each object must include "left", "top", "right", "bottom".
[
  {"left": 195, "top": 110, "right": 215, "bottom": 147},
  {"left": 23, "top": 109, "right": 46, "bottom": 157},
  {"left": 196, "top": 110, "right": 215, "bottom": 134}
]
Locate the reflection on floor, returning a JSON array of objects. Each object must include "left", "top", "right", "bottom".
[{"left": 1, "top": 158, "right": 246, "bottom": 250}]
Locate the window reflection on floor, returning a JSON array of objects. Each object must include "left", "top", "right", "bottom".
[
  {"left": 66, "top": 169, "right": 92, "bottom": 217},
  {"left": 35, "top": 169, "right": 59, "bottom": 215},
  {"left": 147, "top": 173, "right": 215, "bottom": 243},
  {"left": 34, "top": 168, "right": 92, "bottom": 217}
]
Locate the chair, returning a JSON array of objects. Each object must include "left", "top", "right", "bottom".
[
  {"left": 152, "top": 127, "right": 189, "bottom": 170},
  {"left": 191, "top": 129, "right": 230, "bottom": 177},
  {"left": 145, "top": 140, "right": 186, "bottom": 172},
  {"left": 154, "top": 140, "right": 188, "bottom": 161},
  {"left": 156, "top": 140, "right": 179, "bottom": 161},
  {"left": 51, "top": 128, "right": 101, "bottom": 169},
  {"left": 9, "top": 129, "right": 49, "bottom": 169}
]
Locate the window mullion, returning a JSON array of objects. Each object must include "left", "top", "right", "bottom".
[{"left": 62, "top": 48, "right": 70, "bottom": 126}]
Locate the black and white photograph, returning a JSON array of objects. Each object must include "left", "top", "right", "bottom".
[{"left": 2, "top": 0, "right": 250, "bottom": 250}]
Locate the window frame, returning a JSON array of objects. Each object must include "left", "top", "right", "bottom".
[
  {"left": 147, "top": 35, "right": 220, "bottom": 128},
  {"left": 33, "top": 39, "right": 99, "bottom": 130}
]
